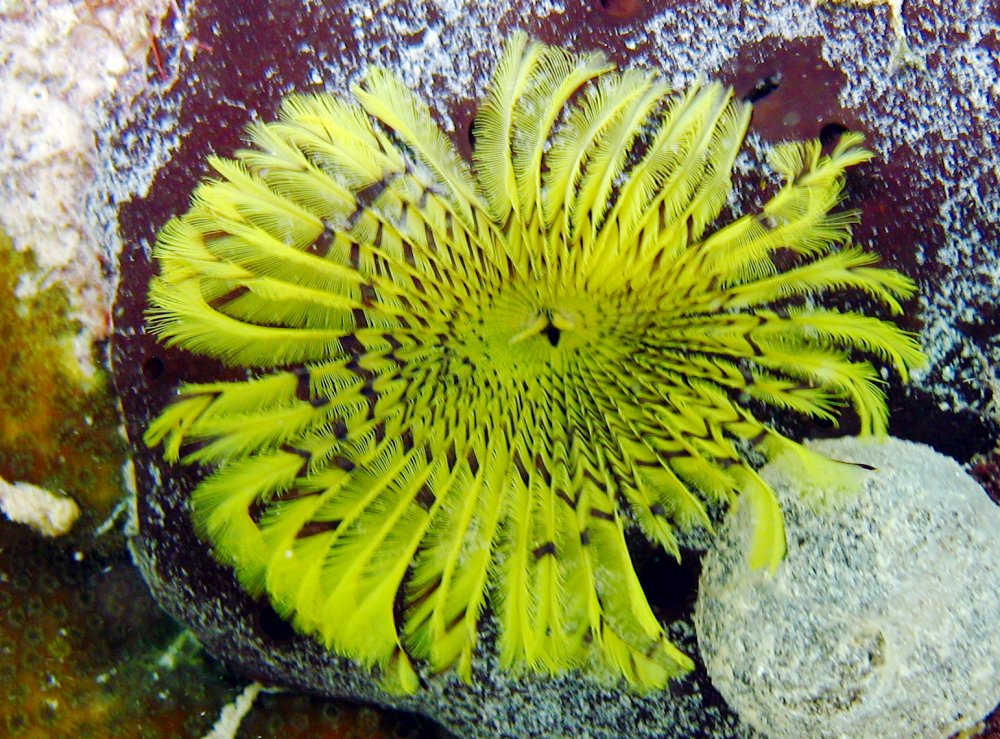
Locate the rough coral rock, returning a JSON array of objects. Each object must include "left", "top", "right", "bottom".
[{"left": 696, "top": 436, "right": 1000, "bottom": 739}]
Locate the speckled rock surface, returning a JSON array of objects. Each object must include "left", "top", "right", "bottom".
[{"left": 696, "top": 436, "right": 1000, "bottom": 739}]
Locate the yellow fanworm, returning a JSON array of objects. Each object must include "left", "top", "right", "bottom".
[{"left": 143, "top": 33, "right": 925, "bottom": 693}]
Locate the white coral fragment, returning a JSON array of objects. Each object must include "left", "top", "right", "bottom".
[{"left": 0, "top": 475, "right": 80, "bottom": 536}]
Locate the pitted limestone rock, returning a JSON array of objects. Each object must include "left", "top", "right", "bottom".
[{"left": 696, "top": 436, "right": 1000, "bottom": 739}]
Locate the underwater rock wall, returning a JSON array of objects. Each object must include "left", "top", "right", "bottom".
[{"left": 1, "top": 0, "right": 998, "bottom": 736}]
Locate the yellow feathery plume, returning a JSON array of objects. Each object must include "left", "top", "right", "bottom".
[{"left": 144, "top": 32, "right": 925, "bottom": 692}]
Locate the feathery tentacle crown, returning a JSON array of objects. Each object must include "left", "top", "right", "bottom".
[{"left": 144, "top": 34, "right": 925, "bottom": 692}]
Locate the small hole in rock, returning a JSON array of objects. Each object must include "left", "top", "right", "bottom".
[
  {"left": 638, "top": 548, "right": 702, "bottom": 622},
  {"left": 743, "top": 73, "right": 783, "bottom": 104},
  {"left": 142, "top": 356, "right": 165, "bottom": 381},
  {"left": 819, "top": 122, "right": 850, "bottom": 147},
  {"left": 594, "top": 0, "right": 643, "bottom": 20},
  {"left": 891, "top": 388, "right": 998, "bottom": 462},
  {"left": 258, "top": 600, "right": 297, "bottom": 642}
]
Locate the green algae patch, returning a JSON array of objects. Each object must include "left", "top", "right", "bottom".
[
  {"left": 0, "top": 520, "right": 438, "bottom": 738},
  {"left": 0, "top": 522, "right": 241, "bottom": 739},
  {"left": 0, "top": 229, "right": 128, "bottom": 536}
]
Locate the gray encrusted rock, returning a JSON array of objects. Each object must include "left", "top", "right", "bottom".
[{"left": 695, "top": 436, "right": 1000, "bottom": 739}]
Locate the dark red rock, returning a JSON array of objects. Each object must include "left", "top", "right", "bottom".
[{"left": 100, "top": 0, "right": 1000, "bottom": 735}]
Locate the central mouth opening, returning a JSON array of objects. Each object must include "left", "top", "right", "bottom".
[
  {"left": 542, "top": 321, "right": 561, "bottom": 347},
  {"left": 468, "top": 282, "right": 636, "bottom": 375}
]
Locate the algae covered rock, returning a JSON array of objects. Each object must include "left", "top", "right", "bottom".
[{"left": 696, "top": 436, "right": 1000, "bottom": 738}]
